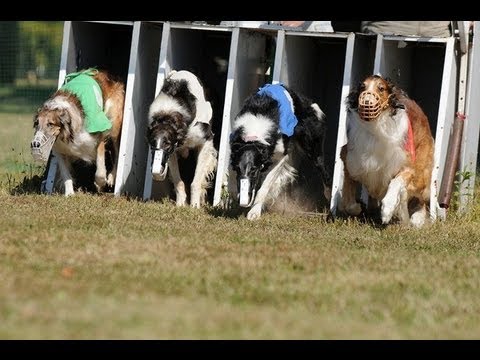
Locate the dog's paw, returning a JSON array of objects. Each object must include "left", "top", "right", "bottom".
[
  {"left": 64, "top": 190, "right": 75, "bottom": 197},
  {"left": 345, "top": 202, "right": 362, "bottom": 216},
  {"left": 176, "top": 192, "right": 187, "bottom": 207},
  {"left": 106, "top": 173, "right": 115, "bottom": 187},
  {"left": 190, "top": 187, "right": 201, "bottom": 209},
  {"left": 190, "top": 198, "right": 201, "bottom": 209},
  {"left": 247, "top": 204, "right": 262, "bottom": 220},
  {"left": 95, "top": 174, "right": 107, "bottom": 191},
  {"left": 64, "top": 180, "right": 75, "bottom": 197},
  {"left": 381, "top": 198, "right": 396, "bottom": 224},
  {"left": 410, "top": 209, "right": 426, "bottom": 228}
]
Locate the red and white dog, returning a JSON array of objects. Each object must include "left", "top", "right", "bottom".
[
  {"left": 340, "top": 75, "right": 434, "bottom": 227},
  {"left": 31, "top": 69, "right": 125, "bottom": 196}
]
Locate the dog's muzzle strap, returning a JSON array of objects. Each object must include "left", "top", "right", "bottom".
[
  {"left": 31, "top": 131, "right": 57, "bottom": 163},
  {"left": 358, "top": 91, "right": 390, "bottom": 121},
  {"left": 152, "top": 148, "right": 169, "bottom": 181}
]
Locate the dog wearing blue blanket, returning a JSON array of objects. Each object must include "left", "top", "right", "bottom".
[{"left": 229, "top": 83, "right": 332, "bottom": 220}]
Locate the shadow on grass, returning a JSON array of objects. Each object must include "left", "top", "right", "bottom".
[
  {"left": 333, "top": 202, "right": 390, "bottom": 230},
  {"left": 10, "top": 174, "right": 43, "bottom": 195},
  {"left": 7, "top": 160, "right": 110, "bottom": 196},
  {"left": 207, "top": 204, "right": 247, "bottom": 219}
]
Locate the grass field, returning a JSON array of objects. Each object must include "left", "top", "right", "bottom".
[{"left": 1, "top": 112, "right": 480, "bottom": 339}]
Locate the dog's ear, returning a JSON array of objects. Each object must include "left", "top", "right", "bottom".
[
  {"left": 257, "top": 145, "right": 273, "bottom": 170},
  {"left": 33, "top": 113, "right": 39, "bottom": 128},
  {"left": 58, "top": 108, "right": 71, "bottom": 126},
  {"left": 170, "top": 111, "right": 189, "bottom": 138},
  {"left": 229, "top": 130, "right": 243, "bottom": 152},
  {"left": 346, "top": 81, "right": 363, "bottom": 111},
  {"left": 384, "top": 77, "right": 405, "bottom": 111}
]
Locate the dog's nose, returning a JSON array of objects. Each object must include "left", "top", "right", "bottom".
[{"left": 31, "top": 140, "right": 40, "bottom": 149}]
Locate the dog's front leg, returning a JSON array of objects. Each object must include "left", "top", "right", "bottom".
[
  {"left": 95, "top": 140, "right": 107, "bottom": 192},
  {"left": 168, "top": 152, "right": 187, "bottom": 206},
  {"left": 57, "top": 154, "right": 74, "bottom": 196},
  {"left": 340, "top": 171, "right": 362, "bottom": 216},
  {"left": 381, "top": 169, "right": 412, "bottom": 225},
  {"left": 190, "top": 139, "right": 218, "bottom": 208},
  {"left": 247, "top": 155, "right": 291, "bottom": 221}
]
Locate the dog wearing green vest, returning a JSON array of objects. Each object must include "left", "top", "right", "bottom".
[{"left": 31, "top": 68, "right": 125, "bottom": 196}]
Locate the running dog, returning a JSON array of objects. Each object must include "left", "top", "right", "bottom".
[
  {"left": 31, "top": 68, "right": 125, "bottom": 195},
  {"left": 229, "top": 83, "right": 332, "bottom": 220},
  {"left": 340, "top": 74, "right": 434, "bottom": 227},
  {"left": 146, "top": 70, "right": 218, "bottom": 208}
]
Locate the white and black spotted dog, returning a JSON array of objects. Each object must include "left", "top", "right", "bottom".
[
  {"left": 229, "top": 83, "right": 332, "bottom": 220},
  {"left": 146, "top": 70, "right": 218, "bottom": 208}
]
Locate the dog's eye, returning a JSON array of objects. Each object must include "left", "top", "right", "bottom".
[{"left": 378, "top": 85, "right": 385, "bottom": 92}]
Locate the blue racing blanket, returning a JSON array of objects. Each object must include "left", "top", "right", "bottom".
[{"left": 257, "top": 83, "right": 298, "bottom": 137}]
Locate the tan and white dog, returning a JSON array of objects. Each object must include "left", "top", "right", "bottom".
[
  {"left": 340, "top": 75, "right": 434, "bottom": 227},
  {"left": 31, "top": 68, "right": 125, "bottom": 195}
]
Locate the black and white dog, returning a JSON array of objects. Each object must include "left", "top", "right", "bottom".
[
  {"left": 146, "top": 70, "right": 218, "bottom": 208},
  {"left": 229, "top": 83, "right": 332, "bottom": 220}
]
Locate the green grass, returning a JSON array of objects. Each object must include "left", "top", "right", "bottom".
[
  {"left": 1, "top": 111, "right": 480, "bottom": 339},
  {"left": 0, "top": 112, "right": 45, "bottom": 192}
]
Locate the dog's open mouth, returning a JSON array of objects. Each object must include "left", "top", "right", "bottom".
[
  {"left": 152, "top": 149, "right": 169, "bottom": 181},
  {"left": 31, "top": 131, "right": 57, "bottom": 163}
]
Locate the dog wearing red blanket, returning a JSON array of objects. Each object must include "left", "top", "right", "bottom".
[{"left": 340, "top": 75, "right": 434, "bottom": 227}]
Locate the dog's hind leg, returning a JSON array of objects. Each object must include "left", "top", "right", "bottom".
[
  {"left": 190, "top": 139, "right": 218, "bottom": 208},
  {"left": 168, "top": 152, "right": 187, "bottom": 206},
  {"left": 57, "top": 154, "right": 75, "bottom": 196},
  {"left": 94, "top": 140, "right": 108, "bottom": 192},
  {"left": 104, "top": 95, "right": 124, "bottom": 188},
  {"left": 247, "top": 155, "right": 296, "bottom": 220},
  {"left": 106, "top": 137, "right": 119, "bottom": 187}
]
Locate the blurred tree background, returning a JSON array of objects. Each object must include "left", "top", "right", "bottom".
[{"left": 0, "top": 21, "right": 63, "bottom": 114}]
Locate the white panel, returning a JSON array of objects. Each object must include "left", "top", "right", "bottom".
[
  {"left": 271, "top": 30, "right": 285, "bottom": 84},
  {"left": 330, "top": 33, "right": 355, "bottom": 214},
  {"left": 115, "top": 22, "right": 141, "bottom": 196},
  {"left": 459, "top": 21, "right": 480, "bottom": 210},
  {"left": 143, "top": 23, "right": 171, "bottom": 200},
  {"left": 213, "top": 28, "right": 240, "bottom": 206},
  {"left": 116, "top": 22, "right": 162, "bottom": 197},
  {"left": 44, "top": 21, "right": 72, "bottom": 194},
  {"left": 373, "top": 34, "right": 384, "bottom": 75},
  {"left": 431, "top": 37, "right": 457, "bottom": 220}
]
